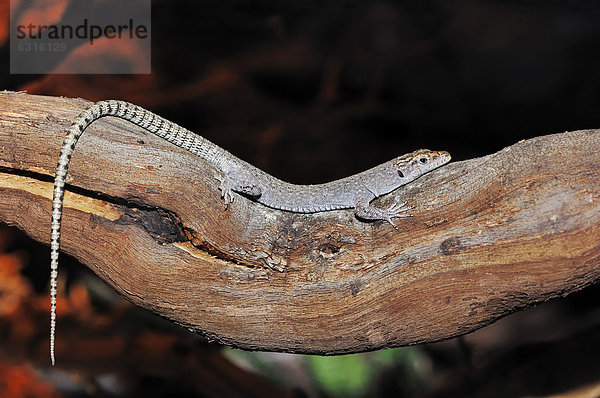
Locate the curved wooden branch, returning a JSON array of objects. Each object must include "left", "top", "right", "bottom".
[{"left": 0, "top": 92, "right": 598, "bottom": 357}]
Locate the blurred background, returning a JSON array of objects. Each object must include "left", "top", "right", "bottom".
[{"left": 1, "top": 0, "right": 600, "bottom": 397}]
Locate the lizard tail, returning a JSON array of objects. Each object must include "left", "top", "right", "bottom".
[
  {"left": 49, "top": 100, "right": 224, "bottom": 365},
  {"left": 50, "top": 102, "right": 108, "bottom": 366}
]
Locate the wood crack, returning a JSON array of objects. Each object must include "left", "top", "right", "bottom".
[{"left": 0, "top": 92, "right": 598, "bottom": 356}]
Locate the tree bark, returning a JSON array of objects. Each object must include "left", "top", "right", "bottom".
[{"left": 0, "top": 91, "right": 598, "bottom": 356}]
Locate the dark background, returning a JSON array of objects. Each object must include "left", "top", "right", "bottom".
[{"left": 1, "top": 1, "right": 599, "bottom": 397}]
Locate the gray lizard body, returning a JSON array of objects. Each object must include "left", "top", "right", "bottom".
[{"left": 49, "top": 100, "right": 451, "bottom": 365}]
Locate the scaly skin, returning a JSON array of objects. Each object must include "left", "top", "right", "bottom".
[{"left": 49, "top": 100, "right": 451, "bottom": 365}]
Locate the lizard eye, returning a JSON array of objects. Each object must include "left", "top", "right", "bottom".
[
  {"left": 398, "top": 170, "right": 405, "bottom": 178},
  {"left": 418, "top": 156, "right": 429, "bottom": 164}
]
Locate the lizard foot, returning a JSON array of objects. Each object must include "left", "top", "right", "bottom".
[
  {"left": 355, "top": 199, "right": 414, "bottom": 229},
  {"left": 381, "top": 201, "right": 414, "bottom": 229},
  {"left": 216, "top": 173, "right": 263, "bottom": 210},
  {"left": 216, "top": 175, "right": 235, "bottom": 210}
]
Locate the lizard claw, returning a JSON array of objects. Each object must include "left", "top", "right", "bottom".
[
  {"left": 216, "top": 175, "right": 235, "bottom": 210},
  {"left": 382, "top": 201, "right": 413, "bottom": 229},
  {"left": 385, "top": 216, "right": 398, "bottom": 230}
]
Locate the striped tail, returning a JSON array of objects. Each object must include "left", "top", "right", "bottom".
[{"left": 49, "top": 100, "right": 222, "bottom": 365}]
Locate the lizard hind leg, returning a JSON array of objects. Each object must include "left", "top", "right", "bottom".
[
  {"left": 216, "top": 173, "right": 262, "bottom": 210},
  {"left": 354, "top": 198, "right": 414, "bottom": 229}
]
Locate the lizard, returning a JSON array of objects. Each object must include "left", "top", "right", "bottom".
[{"left": 49, "top": 99, "right": 451, "bottom": 365}]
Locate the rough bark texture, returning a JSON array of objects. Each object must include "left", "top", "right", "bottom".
[{"left": 0, "top": 92, "right": 598, "bottom": 357}]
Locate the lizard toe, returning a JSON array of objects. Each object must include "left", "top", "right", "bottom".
[{"left": 384, "top": 215, "right": 399, "bottom": 230}]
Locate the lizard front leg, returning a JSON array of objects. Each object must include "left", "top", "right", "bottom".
[
  {"left": 216, "top": 170, "right": 262, "bottom": 209},
  {"left": 354, "top": 198, "right": 414, "bottom": 229}
]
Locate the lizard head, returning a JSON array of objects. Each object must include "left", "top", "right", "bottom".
[{"left": 396, "top": 149, "right": 451, "bottom": 180}]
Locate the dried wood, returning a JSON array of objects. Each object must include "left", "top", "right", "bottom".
[{"left": 0, "top": 91, "right": 598, "bottom": 357}]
